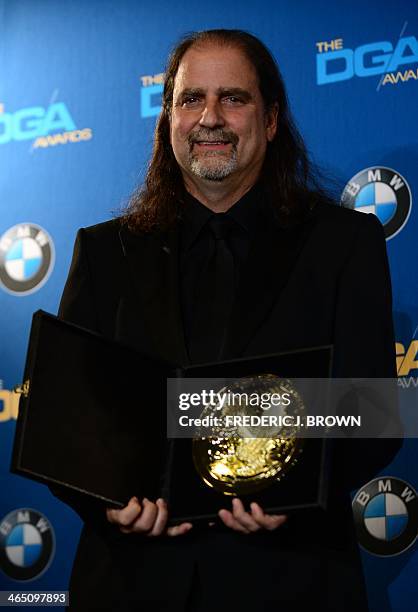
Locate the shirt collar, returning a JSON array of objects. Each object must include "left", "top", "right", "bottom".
[{"left": 181, "top": 183, "right": 261, "bottom": 252}]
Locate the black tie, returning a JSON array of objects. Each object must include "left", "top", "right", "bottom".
[{"left": 188, "top": 214, "right": 235, "bottom": 363}]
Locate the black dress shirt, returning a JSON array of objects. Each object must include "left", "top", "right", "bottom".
[{"left": 179, "top": 184, "right": 261, "bottom": 362}]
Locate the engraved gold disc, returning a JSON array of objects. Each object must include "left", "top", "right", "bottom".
[{"left": 192, "top": 374, "right": 304, "bottom": 496}]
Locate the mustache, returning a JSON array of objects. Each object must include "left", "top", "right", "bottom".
[{"left": 188, "top": 129, "right": 239, "bottom": 147}]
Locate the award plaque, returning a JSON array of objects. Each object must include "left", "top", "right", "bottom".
[{"left": 11, "top": 310, "right": 332, "bottom": 524}]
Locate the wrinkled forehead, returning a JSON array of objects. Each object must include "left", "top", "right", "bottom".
[{"left": 173, "top": 42, "right": 260, "bottom": 97}]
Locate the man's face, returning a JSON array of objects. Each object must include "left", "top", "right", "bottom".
[{"left": 170, "top": 43, "right": 277, "bottom": 186}]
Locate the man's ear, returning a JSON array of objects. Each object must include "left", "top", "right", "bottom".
[{"left": 265, "top": 103, "right": 278, "bottom": 142}]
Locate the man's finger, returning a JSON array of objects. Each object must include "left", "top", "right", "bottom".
[
  {"left": 218, "top": 508, "right": 250, "bottom": 534},
  {"left": 167, "top": 522, "right": 193, "bottom": 537},
  {"left": 251, "top": 502, "right": 287, "bottom": 531},
  {"left": 106, "top": 496, "right": 141, "bottom": 527},
  {"left": 147, "top": 498, "right": 169, "bottom": 536},
  {"left": 129, "top": 498, "right": 158, "bottom": 533},
  {"left": 231, "top": 498, "right": 260, "bottom": 532}
]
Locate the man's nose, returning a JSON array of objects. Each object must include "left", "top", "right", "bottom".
[{"left": 199, "top": 101, "right": 225, "bottom": 128}]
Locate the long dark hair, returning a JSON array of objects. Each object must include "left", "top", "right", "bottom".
[{"left": 123, "top": 29, "right": 330, "bottom": 233}]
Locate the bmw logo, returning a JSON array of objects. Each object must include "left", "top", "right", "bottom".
[
  {"left": 353, "top": 477, "right": 418, "bottom": 556},
  {"left": 341, "top": 167, "right": 412, "bottom": 240},
  {"left": 0, "top": 508, "right": 55, "bottom": 580},
  {"left": 0, "top": 223, "right": 55, "bottom": 295}
]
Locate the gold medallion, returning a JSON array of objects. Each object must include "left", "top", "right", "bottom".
[{"left": 192, "top": 374, "right": 304, "bottom": 495}]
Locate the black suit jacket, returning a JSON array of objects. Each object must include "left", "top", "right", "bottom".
[{"left": 56, "top": 201, "right": 401, "bottom": 611}]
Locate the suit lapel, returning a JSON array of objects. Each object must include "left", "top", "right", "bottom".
[
  {"left": 116, "top": 207, "right": 315, "bottom": 367},
  {"left": 222, "top": 212, "right": 315, "bottom": 359},
  {"left": 117, "top": 224, "right": 188, "bottom": 366}
]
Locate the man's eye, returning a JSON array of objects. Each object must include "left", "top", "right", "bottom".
[
  {"left": 182, "top": 97, "right": 200, "bottom": 106},
  {"left": 223, "top": 96, "right": 243, "bottom": 105}
]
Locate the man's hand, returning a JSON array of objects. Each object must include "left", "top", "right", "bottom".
[
  {"left": 218, "top": 498, "right": 286, "bottom": 534},
  {"left": 106, "top": 496, "right": 192, "bottom": 537}
]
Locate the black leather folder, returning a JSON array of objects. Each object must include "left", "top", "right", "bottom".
[{"left": 11, "top": 310, "right": 333, "bottom": 523}]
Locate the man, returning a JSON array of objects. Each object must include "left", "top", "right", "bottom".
[{"left": 57, "top": 30, "right": 400, "bottom": 611}]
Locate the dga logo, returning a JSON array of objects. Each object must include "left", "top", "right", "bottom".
[
  {"left": 397, "top": 340, "right": 418, "bottom": 379},
  {"left": 0, "top": 223, "right": 55, "bottom": 295},
  {"left": 0, "top": 509, "right": 55, "bottom": 580},
  {"left": 316, "top": 35, "right": 418, "bottom": 86},
  {"left": 353, "top": 477, "right": 418, "bottom": 556},
  {"left": 140, "top": 73, "right": 164, "bottom": 118},
  {"left": 341, "top": 167, "right": 412, "bottom": 240},
  {"left": 0, "top": 100, "right": 93, "bottom": 149},
  {"left": 0, "top": 380, "right": 19, "bottom": 422}
]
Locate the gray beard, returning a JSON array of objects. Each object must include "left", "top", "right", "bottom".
[{"left": 188, "top": 148, "right": 238, "bottom": 181}]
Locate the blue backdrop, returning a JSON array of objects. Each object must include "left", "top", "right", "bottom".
[{"left": 0, "top": 1, "right": 417, "bottom": 609}]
